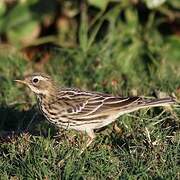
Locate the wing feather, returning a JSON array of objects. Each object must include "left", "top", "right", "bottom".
[
  {"left": 63, "top": 95, "right": 141, "bottom": 119},
  {"left": 54, "top": 89, "right": 142, "bottom": 120}
]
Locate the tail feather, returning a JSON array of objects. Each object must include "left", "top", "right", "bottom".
[{"left": 142, "top": 97, "right": 175, "bottom": 108}]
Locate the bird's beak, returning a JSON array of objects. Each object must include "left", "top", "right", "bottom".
[{"left": 14, "top": 79, "right": 27, "bottom": 85}]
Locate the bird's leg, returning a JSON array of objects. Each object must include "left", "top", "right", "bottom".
[
  {"left": 53, "top": 128, "right": 65, "bottom": 139},
  {"left": 113, "top": 122, "right": 123, "bottom": 137},
  {"left": 79, "top": 130, "right": 95, "bottom": 155},
  {"left": 86, "top": 130, "right": 95, "bottom": 148},
  {"left": 54, "top": 129, "right": 77, "bottom": 146}
]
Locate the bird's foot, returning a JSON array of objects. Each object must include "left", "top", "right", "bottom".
[{"left": 113, "top": 123, "right": 123, "bottom": 137}]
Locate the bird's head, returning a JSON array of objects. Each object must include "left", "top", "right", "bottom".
[{"left": 15, "top": 73, "right": 57, "bottom": 96}]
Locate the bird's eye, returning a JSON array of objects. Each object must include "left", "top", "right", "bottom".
[{"left": 32, "top": 78, "right": 39, "bottom": 84}]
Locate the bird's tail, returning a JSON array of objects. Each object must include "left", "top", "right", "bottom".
[{"left": 141, "top": 97, "right": 175, "bottom": 108}]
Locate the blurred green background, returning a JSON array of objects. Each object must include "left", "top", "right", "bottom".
[{"left": 0, "top": 0, "right": 180, "bottom": 179}]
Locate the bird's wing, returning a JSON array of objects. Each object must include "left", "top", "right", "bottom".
[
  {"left": 57, "top": 89, "right": 142, "bottom": 119},
  {"left": 75, "top": 96, "right": 141, "bottom": 117}
]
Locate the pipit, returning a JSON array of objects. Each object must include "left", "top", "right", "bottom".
[{"left": 15, "top": 73, "right": 175, "bottom": 150}]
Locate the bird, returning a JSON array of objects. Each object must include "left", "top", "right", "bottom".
[{"left": 15, "top": 73, "right": 175, "bottom": 149}]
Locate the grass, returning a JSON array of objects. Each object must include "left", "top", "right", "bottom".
[{"left": 0, "top": 10, "right": 180, "bottom": 179}]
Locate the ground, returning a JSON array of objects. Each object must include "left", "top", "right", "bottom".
[{"left": 0, "top": 44, "right": 179, "bottom": 179}]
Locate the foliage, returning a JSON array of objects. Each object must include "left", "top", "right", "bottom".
[{"left": 0, "top": 0, "right": 179, "bottom": 48}]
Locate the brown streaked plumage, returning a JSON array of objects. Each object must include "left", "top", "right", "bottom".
[{"left": 15, "top": 73, "right": 175, "bottom": 149}]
